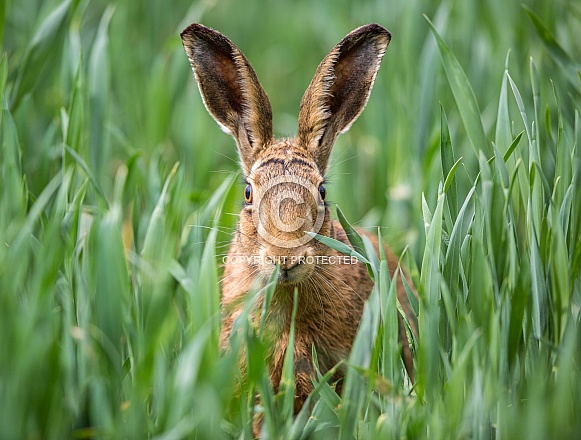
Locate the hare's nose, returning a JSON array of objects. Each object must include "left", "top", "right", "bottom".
[{"left": 278, "top": 254, "right": 306, "bottom": 272}]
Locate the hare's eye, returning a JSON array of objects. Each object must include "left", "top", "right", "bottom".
[
  {"left": 318, "top": 184, "right": 326, "bottom": 201},
  {"left": 244, "top": 185, "right": 253, "bottom": 204}
]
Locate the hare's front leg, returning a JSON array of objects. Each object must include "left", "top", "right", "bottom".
[
  {"left": 267, "top": 338, "right": 316, "bottom": 414},
  {"left": 293, "top": 347, "right": 316, "bottom": 414}
]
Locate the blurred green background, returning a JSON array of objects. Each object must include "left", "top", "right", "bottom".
[{"left": 1, "top": 0, "right": 580, "bottom": 438}]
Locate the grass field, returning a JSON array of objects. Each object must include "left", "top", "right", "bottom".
[{"left": 1, "top": 0, "right": 580, "bottom": 438}]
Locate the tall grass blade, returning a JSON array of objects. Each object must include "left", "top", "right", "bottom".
[
  {"left": 337, "top": 204, "right": 366, "bottom": 257},
  {"left": 440, "top": 104, "right": 458, "bottom": 221},
  {"left": 89, "top": 5, "right": 115, "bottom": 183},
  {"left": 426, "top": 15, "right": 490, "bottom": 157},
  {"left": 10, "top": 0, "right": 73, "bottom": 110},
  {"left": 418, "top": 191, "right": 445, "bottom": 402},
  {"left": 306, "top": 231, "right": 369, "bottom": 265},
  {"left": 523, "top": 5, "right": 581, "bottom": 88}
]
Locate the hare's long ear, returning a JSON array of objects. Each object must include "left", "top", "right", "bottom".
[
  {"left": 181, "top": 24, "right": 273, "bottom": 175},
  {"left": 297, "top": 24, "right": 390, "bottom": 173}
]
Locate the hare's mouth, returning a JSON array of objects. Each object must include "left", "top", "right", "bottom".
[{"left": 277, "top": 259, "right": 311, "bottom": 285}]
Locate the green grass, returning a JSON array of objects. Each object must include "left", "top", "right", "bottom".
[{"left": 1, "top": 0, "right": 580, "bottom": 438}]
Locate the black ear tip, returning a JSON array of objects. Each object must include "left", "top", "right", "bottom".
[
  {"left": 354, "top": 23, "right": 392, "bottom": 42},
  {"left": 180, "top": 23, "right": 200, "bottom": 40},
  {"left": 180, "top": 23, "right": 217, "bottom": 41},
  {"left": 180, "top": 23, "right": 235, "bottom": 55}
]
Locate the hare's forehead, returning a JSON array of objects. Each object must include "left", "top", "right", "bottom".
[{"left": 249, "top": 146, "right": 323, "bottom": 186}]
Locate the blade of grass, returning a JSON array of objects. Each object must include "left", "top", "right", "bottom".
[
  {"left": 418, "top": 191, "right": 445, "bottom": 403},
  {"left": 279, "top": 289, "right": 299, "bottom": 428},
  {"left": 426, "top": 15, "right": 490, "bottom": 157},
  {"left": 336, "top": 205, "right": 366, "bottom": 257},
  {"left": 306, "top": 231, "right": 369, "bottom": 265},
  {"left": 523, "top": 5, "right": 581, "bottom": 88},
  {"left": 89, "top": 5, "right": 115, "bottom": 183},
  {"left": 10, "top": 0, "right": 73, "bottom": 110},
  {"left": 440, "top": 104, "right": 458, "bottom": 220}
]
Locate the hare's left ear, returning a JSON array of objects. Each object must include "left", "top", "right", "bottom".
[
  {"left": 297, "top": 24, "right": 390, "bottom": 174},
  {"left": 181, "top": 24, "right": 273, "bottom": 175}
]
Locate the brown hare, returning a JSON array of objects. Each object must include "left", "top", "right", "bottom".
[{"left": 180, "top": 23, "right": 417, "bottom": 416}]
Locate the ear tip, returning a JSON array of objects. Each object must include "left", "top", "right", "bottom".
[
  {"left": 353, "top": 23, "right": 392, "bottom": 43},
  {"left": 180, "top": 23, "right": 220, "bottom": 43},
  {"left": 180, "top": 23, "right": 202, "bottom": 40}
]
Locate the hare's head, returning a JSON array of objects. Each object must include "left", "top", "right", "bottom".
[{"left": 181, "top": 24, "right": 390, "bottom": 284}]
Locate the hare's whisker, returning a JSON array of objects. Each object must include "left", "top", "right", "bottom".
[
  {"left": 209, "top": 170, "right": 236, "bottom": 174},
  {"left": 211, "top": 150, "right": 239, "bottom": 165},
  {"left": 304, "top": 275, "right": 327, "bottom": 323},
  {"left": 310, "top": 270, "right": 348, "bottom": 319},
  {"left": 316, "top": 264, "right": 366, "bottom": 306},
  {"left": 220, "top": 266, "right": 260, "bottom": 294},
  {"left": 327, "top": 153, "right": 359, "bottom": 171}
]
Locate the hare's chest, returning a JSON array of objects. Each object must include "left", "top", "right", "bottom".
[{"left": 266, "top": 313, "right": 348, "bottom": 366}]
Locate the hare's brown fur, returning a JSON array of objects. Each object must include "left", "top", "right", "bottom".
[{"left": 181, "top": 23, "right": 417, "bottom": 418}]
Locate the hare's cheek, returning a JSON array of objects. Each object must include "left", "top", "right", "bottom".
[
  {"left": 321, "top": 208, "right": 333, "bottom": 233},
  {"left": 256, "top": 247, "right": 278, "bottom": 277},
  {"left": 239, "top": 208, "right": 256, "bottom": 234},
  {"left": 237, "top": 209, "right": 261, "bottom": 249},
  {"left": 309, "top": 207, "right": 332, "bottom": 238}
]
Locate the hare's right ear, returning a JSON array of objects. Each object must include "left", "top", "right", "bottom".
[
  {"left": 297, "top": 24, "right": 390, "bottom": 174},
  {"left": 181, "top": 24, "right": 273, "bottom": 175}
]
